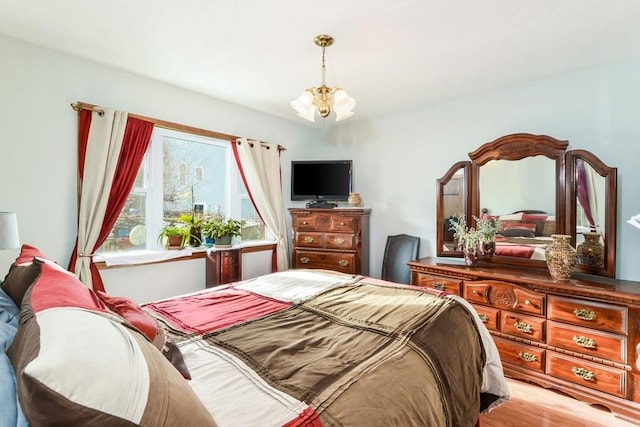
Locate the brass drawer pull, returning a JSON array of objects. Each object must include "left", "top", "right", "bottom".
[
  {"left": 340, "top": 222, "right": 346, "bottom": 226},
  {"left": 478, "top": 313, "right": 489, "bottom": 323},
  {"left": 572, "top": 335, "right": 596, "bottom": 349},
  {"left": 299, "top": 256, "right": 310, "bottom": 264},
  {"left": 303, "top": 236, "right": 315, "bottom": 243},
  {"left": 524, "top": 299, "right": 531, "bottom": 305},
  {"left": 572, "top": 366, "right": 595, "bottom": 381},
  {"left": 573, "top": 308, "right": 597, "bottom": 321},
  {"left": 472, "top": 290, "right": 480, "bottom": 296},
  {"left": 514, "top": 321, "right": 533, "bottom": 333},
  {"left": 338, "top": 259, "right": 349, "bottom": 267},
  {"left": 433, "top": 282, "right": 445, "bottom": 291},
  {"left": 518, "top": 352, "right": 537, "bottom": 362},
  {"left": 334, "top": 237, "right": 345, "bottom": 244},
  {"left": 302, "top": 221, "right": 308, "bottom": 225}
]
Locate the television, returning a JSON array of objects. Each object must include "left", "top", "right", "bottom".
[{"left": 291, "top": 160, "right": 352, "bottom": 201}]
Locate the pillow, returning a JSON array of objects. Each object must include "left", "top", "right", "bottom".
[
  {"left": 8, "top": 271, "right": 214, "bottom": 426},
  {"left": 96, "top": 290, "right": 191, "bottom": 380},
  {"left": 542, "top": 219, "right": 556, "bottom": 237},
  {"left": 1, "top": 246, "right": 45, "bottom": 306},
  {"left": 501, "top": 222, "right": 537, "bottom": 238},
  {"left": 1, "top": 288, "right": 27, "bottom": 427},
  {"left": 497, "top": 212, "right": 524, "bottom": 222},
  {"left": 522, "top": 213, "right": 548, "bottom": 236}
]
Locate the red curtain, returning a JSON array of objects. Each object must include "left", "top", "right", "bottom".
[{"left": 69, "top": 110, "right": 154, "bottom": 291}]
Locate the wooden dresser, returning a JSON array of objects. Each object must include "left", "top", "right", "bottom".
[
  {"left": 409, "top": 257, "right": 640, "bottom": 423},
  {"left": 289, "top": 208, "right": 370, "bottom": 275},
  {"left": 205, "top": 247, "right": 242, "bottom": 287}
]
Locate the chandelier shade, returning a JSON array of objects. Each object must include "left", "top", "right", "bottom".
[{"left": 291, "top": 35, "right": 355, "bottom": 122}]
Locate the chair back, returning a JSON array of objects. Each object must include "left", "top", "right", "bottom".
[{"left": 381, "top": 234, "right": 420, "bottom": 284}]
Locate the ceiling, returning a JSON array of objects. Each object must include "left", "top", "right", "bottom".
[{"left": 1, "top": 0, "right": 639, "bottom": 126}]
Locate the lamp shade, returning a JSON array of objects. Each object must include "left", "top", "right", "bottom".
[{"left": 0, "top": 212, "right": 20, "bottom": 250}]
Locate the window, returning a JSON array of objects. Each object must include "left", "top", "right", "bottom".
[{"left": 101, "top": 128, "right": 266, "bottom": 253}]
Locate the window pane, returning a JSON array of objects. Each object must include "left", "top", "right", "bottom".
[
  {"left": 162, "top": 135, "right": 227, "bottom": 221},
  {"left": 102, "top": 193, "right": 147, "bottom": 252}
]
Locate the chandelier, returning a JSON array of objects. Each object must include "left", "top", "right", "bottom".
[{"left": 291, "top": 35, "right": 355, "bottom": 122}]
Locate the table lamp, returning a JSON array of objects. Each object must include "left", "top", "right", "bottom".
[{"left": 0, "top": 212, "right": 20, "bottom": 250}]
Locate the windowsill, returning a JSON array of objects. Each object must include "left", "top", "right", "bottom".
[{"left": 94, "top": 240, "right": 276, "bottom": 270}]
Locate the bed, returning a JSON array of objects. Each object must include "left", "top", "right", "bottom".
[
  {"left": 491, "top": 211, "right": 556, "bottom": 260},
  {"left": 2, "top": 244, "right": 509, "bottom": 426}
]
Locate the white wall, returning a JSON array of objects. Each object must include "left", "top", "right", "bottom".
[
  {"left": 2, "top": 34, "right": 640, "bottom": 297},
  {"left": 0, "top": 35, "right": 314, "bottom": 298},
  {"left": 322, "top": 58, "right": 640, "bottom": 281}
]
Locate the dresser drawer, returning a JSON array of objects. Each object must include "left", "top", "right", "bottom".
[
  {"left": 500, "top": 311, "right": 545, "bottom": 342},
  {"left": 494, "top": 336, "right": 545, "bottom": 373},
  {"left": 472, "top": 304, "right": 499, "bottom": 331},
  {"left": 547, "top": 321, "right": 626, "bottom": 364},
  {"left": 325, "top": 233, "right": 356, "bottom": 250},
  {"left": 413, "top": 273, "right": 461, "bottom": 295},
  {"left": 295, "top": 232, "right": 323, "bottom": 248},
  {"left": 293, "top": 250, "right": 356, "bottom": 274},
  {"left": 546, "top": 351, "right": 626, "bottom": 397},
  {"left": 294, "top": 215, "right": 319, "bottom": 231},
  {"left": 547, "top": 295, "right": 627, "bottom": 334},
  {"left": 330, "top": 216, "right": 356, "bottom": 232},
  {"left": 464, "top": 281, "right": 544, "bottom": 315}
]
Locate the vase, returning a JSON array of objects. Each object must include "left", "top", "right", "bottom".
[
  {"left": 545, "top": 234, "right": 577, "bottom": 281},
  {"left": 576, "top": 232, "right": 604, "bottom": 268},
  {"left": 478, "top": 239, "right": 495, "bottom": 257},
  {"left": 463, "top": 247, "right": 479, "bottom": 267},
  {"left": 348, "top": 192, "right": 362, "bottom": 207}
]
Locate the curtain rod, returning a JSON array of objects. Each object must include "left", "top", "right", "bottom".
[{"left": 70, "top": 102, "right": 286, "bottom": 151}]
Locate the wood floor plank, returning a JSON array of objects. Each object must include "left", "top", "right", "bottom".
[{"left": 481, "top": 378, "right": 638, "bottom": 427}]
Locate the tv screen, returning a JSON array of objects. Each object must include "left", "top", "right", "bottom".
[{"left": 291, "top": 160, "right": 352, "bottom": 201}]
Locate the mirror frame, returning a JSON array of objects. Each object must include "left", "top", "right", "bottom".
[
  {"left": 435, "top": 133, "right": 617, "bottom": 277},
  {"left": 566, "top": 149, "right": 617, "bottom": 277},
  {"left": 436, "top": 161, "right": 471, "bottom": 258}
]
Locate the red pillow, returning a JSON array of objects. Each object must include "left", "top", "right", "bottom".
[
  {"left": 96, "top": 291, "right": 191, "bottom": 380},
  {"left": 96, "top": 291, "right": 159, "bottom": 344},
  {"left": 522, "top": 214, "right": 548, "bottom": 236}
]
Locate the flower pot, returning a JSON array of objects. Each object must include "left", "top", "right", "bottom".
[
  {"left": 479, "top": 240, "right": 495, "bottom": 257},
  {"left": 203, "top": 236, "right": 215, "bottom": 248},
  {"left": 545, "top": 234, "right": 577, "bottom": 281},
  {"left": 214, "top": 234, "right": 232, "bottom": 248},
  {"left": 167, "top": 235, "right": 185, "bottom": 250},
  {"left": 463, "top": 247, "right": 479, "bottom": 267}
]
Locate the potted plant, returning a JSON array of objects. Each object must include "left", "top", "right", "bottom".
[
  {"left": 474, "top": 214, "right": 502, "bottom": 256},
  {"left": 448, "top": 212, "right": 481, "bottom": 266},
  {"left": 158, "top": 224, "right": 192, "bottom": 250},
  {"left": 201, "top": 217, "right": 245, "bottom": 248},
  {"left": 178, "top": 213, "right": 204, "bottom": 247}
]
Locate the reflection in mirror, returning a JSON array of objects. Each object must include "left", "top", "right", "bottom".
[
  {"left": 568, "top": 149, "right": 617, "bottom": 277},
  {"left": 480, "top": 157, "right": 556, "bottom": 217},
  {"left": 575, "top": 159, "right": 606, "bottom": 268},
  {"left": 479, "top": 156, "right": 557, "bottom": 262},
  {"left": 436, "top": 161, "right": 470, "bottom": 257}
]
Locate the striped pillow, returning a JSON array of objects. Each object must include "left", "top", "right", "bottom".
[{"left": 7, "top": 262, "right": 215, "bottom": 426}]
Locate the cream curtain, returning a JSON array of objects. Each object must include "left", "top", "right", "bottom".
[
  {"left": 233, "top": 138, "right": 289, "bottom": 271},
  {"left": 74, "top": 109, "right": 127, "bottom": 287}
]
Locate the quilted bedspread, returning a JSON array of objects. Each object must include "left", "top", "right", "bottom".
[{"left": 143, "top": 269, "right": 509, "bottom": 427}]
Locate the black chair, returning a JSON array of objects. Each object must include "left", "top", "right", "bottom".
[{"left": 381, "top": 234, "right": 420, "bottom": 284}]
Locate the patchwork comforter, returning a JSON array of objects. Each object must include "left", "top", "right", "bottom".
[{"left": 143, "top": 269, "right": 509, "bottom": 427}]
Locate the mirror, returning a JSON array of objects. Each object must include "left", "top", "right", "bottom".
[
  {"left": 567, "top": 150, "right": 617, "bottom": 277},
  {"left": 436, "top": 161, "right": 470, "bottom": 257},
  {"left": 435, "top": 133, "right": 617, "bottom": 278}
]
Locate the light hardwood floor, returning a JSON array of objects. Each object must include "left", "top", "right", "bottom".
[{"left": 481, "top": 378, "right": 638, "bottom": 427}]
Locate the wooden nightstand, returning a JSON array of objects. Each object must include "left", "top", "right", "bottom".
[{"left": 205, "top": 247, "right": 242, "bottom": 287}]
